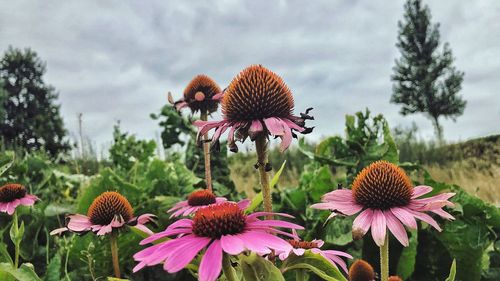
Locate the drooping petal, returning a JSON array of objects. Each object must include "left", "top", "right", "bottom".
[
  {"left": 408, "top": 209, "right": 442, "bottom": 231},
  {"left": 431, "top": 208, "right": 455, "bottom": 220},
  {"left": 391, "top": 207, "right": 417, "bottom": 229},
  {"left": 237, "top": 199, "right": 251, "bottom": 210},
  {"left": 371, "top": 210, "right": 387, "bottom": 246},
  {"left": 66, "top": 214, "right": 93, "bottom": 232},
  {"left": 50, "top": 227, "right": 68, "bottom": 235},
  {"left": 163, "top": 236, "right": 211, "bottom": 273},
  {"left": 199, "top": 240, "right": 223, "bottom": 281},
  {"left": 352, "top": 208, "right": 373, "bottom": 239},
  {"left": 384, "top": 210, "right": 409, "bottom": 247}
]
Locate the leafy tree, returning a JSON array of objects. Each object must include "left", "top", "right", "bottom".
[
  {"left": 109, "top": 123, "right": 156, "bottom": 171},
  {"left": 0, "top": 47, "right": 69, "bottom": 155},
  {"left": 391, "top": 0, "right": 466, "bottom": 141}
]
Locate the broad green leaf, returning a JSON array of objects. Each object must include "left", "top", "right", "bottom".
[
  {"left": 0, "top": 244, "right": 13, "bottom": 265},
  {"left": 240, "top": 252, "right": 285, "bottom": 281},
  {"left": 396, "top": 229, "right": 418, "bottom": 279},
  {"left": 324, "top": 216, "right": 355, "bottom": 246},
  {"left": 247, "top": 161, "right": 286, "bottom": 213},
  {"left": 281, "top": 251, "right": 347, "bottom": 281},
  {"left": 445, "top": 259, "right": 456, "bottom": 281},
  {"left": 0, "top": 262, "right": 42, "bottom": 281},
  {"left": 44, "top": 253, "right": 61, "bottom": 281}
]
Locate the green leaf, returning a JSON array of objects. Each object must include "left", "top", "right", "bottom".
[
  {"left": 323, "top": 216, "right": 355, "bottom": 246},
  {"left": 281, "top": 251, "right": 347, "bottom": 281},
  {"left": 0, "top": 155, "right": 14, "bottom": 176},
  {"left": 44, "top": 253, "right": 61, "bottom": 281},
  {"left": 396, "top": 229, "right": 418, "bottom": 279},
  {"left": 445, "top": 259, "right": 456, "bottom": 281},
  {"left": 246, "top": 161, "right": 286, "bottom": 213},
  {"left": 0, "top": 244, "right": 13, "bottom": 265},
  {"left": 0, "top": 263, "right": 42, "bottom": 281},
  {"left": 240, "top": 252, "right": 285, "bottom": 281},
  {"left": 107, "top": 278, "right": 130, "bottom": 281}
]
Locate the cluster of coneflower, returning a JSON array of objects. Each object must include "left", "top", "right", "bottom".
[{"left": 43, "top": 65, "right": 455, "bottom": 281}]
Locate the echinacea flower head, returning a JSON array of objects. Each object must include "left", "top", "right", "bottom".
[
  {"left": 277, "top": 230, "right": 352, "bottom": 273},
  {"left": 348, "top": 259, "right": 375, "bottom": 281},
  {"left": 311, "top": 160, "right": 455, "bottom": 247},
  {"left": 194, "top": 65, "right": 313, "bottom": 153},
  {"left": 134, "top": 201, "right": 303, "bottom": 281},
  {"left": 168, "top": 74, "right": 222, "bottom": 114},
  {"left": 0, "top": 183, "right": 38, "bottom": 215},
  {"left": 50, "top": 191, "right": 156, "bottom": 236},
  {"left": 167, "top": 189, "right": 227, "bottom": 218}
]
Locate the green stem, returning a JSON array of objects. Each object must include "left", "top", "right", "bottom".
[
  {"left": 13, "top": 211, "right": 20, "bottom": 268},
  {"left": 110, "top": 233, "right": 120, "bottom": 278},
  {"left": 255, "top": 135, "right": 272, "bottom": 217},
  {"left": 200, "top": 111, "right": 212, "bottom": 191},
  {"left": 296, "top": 269, "right": 306, "bottom": 281},
  {"left": 379, "top": 234, "right": 389, "bottom": 281},
  {"left": 222, "top": 254, "right": 237, "bottom": 281}
]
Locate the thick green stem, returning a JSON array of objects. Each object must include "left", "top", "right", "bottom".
[
  {"left": 200, "top": 111, "right": 212, "bottom": 191},
  {"left": 222, "top": 254, "right": 237, "bottom": 281},
  {"left": 296, "top": 269, "right": 307, "bottom": 281},
  {"left": 379, "top": 234, "right": 389, "bottom": 281},
  {"left": 13, "top": 211, "right": 20, "bottom": 268},
  {"left": 255, "top": 135, "right": 272, "bottom": 216},
  {"left": 110, "top": 234, "right": 120, "bottom": 278}
]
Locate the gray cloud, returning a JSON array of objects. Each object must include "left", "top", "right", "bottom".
[{"left": 1, "top": 0, "right": 499, "bottom": 151}]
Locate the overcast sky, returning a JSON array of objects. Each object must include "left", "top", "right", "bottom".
[{"left": 1, "top": 0, "right": 499, "bottom": 151}]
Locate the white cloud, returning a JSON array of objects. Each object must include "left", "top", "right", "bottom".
[{"left": 0, "top": 0, "right": 499, "bottom": 151}]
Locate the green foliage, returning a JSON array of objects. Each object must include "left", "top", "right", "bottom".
[
  {"left": 0, "top": 263, "right": 42, "bottom": 281},
  {"left": 445, "top": 259, "right": 457, "bottom": 281},
  {"left": 0, "top": 47, "right": 69, "bottom": 156},
  {"left": 391, "top": 0, "right": 466, "bottom": 140},
  {"left": 109, "top": 124, "right": 156, "bottom": 172},
  {"left": 151, "top": 105, "right": 193, "bottom": 149},
  {"left": 239, "top": 253, "right": 284, "bottom": 281},
  {"left": 281, "top": 251, "right": 347, "bottom": 281}
]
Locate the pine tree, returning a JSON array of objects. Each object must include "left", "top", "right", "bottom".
[
  {"left": 0, "top": 47, "right": 69, "bottom": 155},
  {"left": 391, "top": 0, "right": 466, "bottom": 141}
]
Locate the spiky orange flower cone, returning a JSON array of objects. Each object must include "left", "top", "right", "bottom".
[
  {"left": 311, "top": 160, "right": 455, "bottom": 247},
  {"left": 194, "top": 64, "right": 313, "bottom": 153},
  {"left": 168, "top": 74, "right": 222, "bottom": 114},
  {"left": 50, "top": 191, "right": 156, "bottom": 236},
  {"left": 348, "top": 259, "right": 375, "bottom": 281}
]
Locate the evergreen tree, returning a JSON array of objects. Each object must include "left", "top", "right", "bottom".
[
  {"left": 0, "top": 47, "right": 69, "bottom": 155},
  {"left": 391, "top": 0, "right": 466, "bottom": 141}
]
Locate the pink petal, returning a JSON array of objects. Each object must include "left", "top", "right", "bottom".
[
  {"left": 238, "top": 232, "right": 273, "bottom": 254},
  {"left": 384, "top": 210, "right": 409, "bottom": 247},
  {"left": 352, "top": 209, "right": 373, "bottom": 238},
  {"left": 412, "top": 185, "right": 433, "bottom": 198},
  {"left": 279, "top": 121, "right": 293, "bottom": 152},
  {"left": 371, "top": 210, "right": 387, "bottom": 246},
  {"left": 135, "top": 213, "right": 157, "bottom": 224},
  {"left": 245, "top": 231, "right": 292, "bottom": 252},
  {"left": 6, "top": 201, "right": 18, "bottom": 215},
  {"left": 282, "top": 118, "right": 305, "bottom": 132},
  {"left": 246, "top": 220, "right": 304, "bottom": 230},
  {"left": 140, "top": 227, "right": 191, "bottom": 245},
  {"left": 67, "top": 214, "right": 92, "bottom": 232},
  {"left": 431, "top": 208, "right": 455, "bottom": 220},
  {"left": 221, "top": 235, "right": 245, "bottom": 255},
  {"left": 199, "top": 240, "right": 223, "bottom": 281},
  {"left": 263, "top": 117, "right": 285, "bottom": 136},
  {"left": 249, "top": 120, "right": 264, "bottom": 139},
  {"left": 163, "top": 236, "right": 211, "bottom": 273},
  {"left": 391, "top": 207, "right": 417, "bottom": 229},
  {"left": 409, "top": 210, "right": 442, "bottom": 231},
  {"left": 322, "top": 189, "right": 354, "bottom": 202},
  {"left": 96, "top": 224, "right": 113, "bottom": 235},
  {"left": 50, "top": 227, "right": 68, "bottom": 235},
  {"left": 212, "top": 92, "right": 223, "bottom": 100},
  {"left": 133, "top": 224, "right": 154, "bottom": 236},
  {"left": 237, "top": 199, "right": 251, "bottom": 210}
]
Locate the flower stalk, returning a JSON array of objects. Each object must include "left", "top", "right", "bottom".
[
  {"left": 200, "top": 111, "right": 212, "bottom": 191},
  {"left": 255, "top": 135, "right": 272, "bottom": 216},
  {"left": 12, "top": 211, "right": 21, "bottom": 268},
  {"left": 222, "top": 254, "right": 237, "bottom": 281},
  {"left": 379, "top": 235, "right": 389, "bottom": 281},
  {"left": 110, "top": 233, "right": 121, "bottom": 278},
  {"left": 295, "top": 269, "right": 306, "bottom": 281}
]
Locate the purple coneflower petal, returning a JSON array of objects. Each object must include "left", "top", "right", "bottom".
[
  {"left": 371, "top": 210, "right": 387, "bottom": 246},
  {"left": 412, "top": 185, "right": 433, "bottom": 198},
  {"left": 408, "top": 210, "right": 441, "bottom": 231},
  {"left": 164, "top": 236, "right": 211, "bottom": 273},
  {"left": 390, "top": 207, "right": 417, "bottom": 229},
  {"left": 352, "top": 208, "right": 373, "bottom": 237},
  {"left": 384, "top": 210, "right": 409, "bottom": 246},
  {"left": 220, "top": 234, "right": 245, "bottom": 255},
  {"left": 199, "top": 240, "right": 223, "bottom": 281},
  {"left": 431, "top": 208, "right": 455, "bottom": 220},
  {"left": 67, "top": 214, "right": 92, "bottom": 232}
]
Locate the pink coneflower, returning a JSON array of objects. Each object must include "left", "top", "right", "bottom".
[
  {"left": 311, "top": 160, "right": 455, "bottom": 247},
  {"left": 277, "top": 230, "right": 352, "bottom": 274},
  {"left": 0, "top": 184, "right": 38, "bottom": 215},
  {"left": 133, "top": 201, "right": 303, "bottom": 281},
  {"left": 168, "top": 74, "right": 223, "bottom": 114},
  {"left": 167, "top": 189, "right": 227, "bottom": 218},
  {"left": 194, "top": 65, "right": 313, "bottom": 153},
  {"left": 50, "top": 191, "right": 156, "bottom": 236}
]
